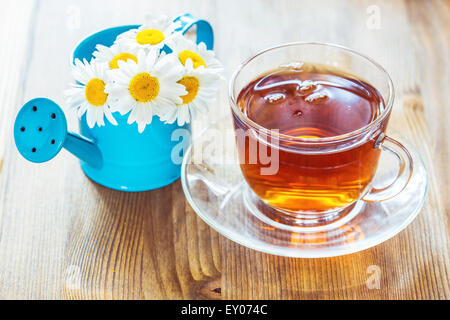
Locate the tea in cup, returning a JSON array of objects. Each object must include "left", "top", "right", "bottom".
[{"left": 230, "top": 43, "right": 412, "bottom": 227}]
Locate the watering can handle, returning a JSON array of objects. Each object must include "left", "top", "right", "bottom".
[{"left": 174, "top": 13, "right": 214, "bottom": 50}]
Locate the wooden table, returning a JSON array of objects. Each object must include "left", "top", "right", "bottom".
[{"left": 0, "top": 0, "right": 448, "bottom": 300}]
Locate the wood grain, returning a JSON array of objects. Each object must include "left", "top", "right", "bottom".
[{"left": 0, "top": 0, "right": 448, "bottom": 299}]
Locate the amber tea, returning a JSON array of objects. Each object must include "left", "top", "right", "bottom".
[{"left": 234, "top": 63, "right": 386, "bottom": 213}]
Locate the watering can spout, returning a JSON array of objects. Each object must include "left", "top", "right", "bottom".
[
  {"left": 14, "top": 98, "right": 103, "bottom": 168},
  {"left": 64, "top": 133, "right": 103, "bottom": 168}
]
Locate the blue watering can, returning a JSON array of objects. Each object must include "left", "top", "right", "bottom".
[{"left": 13, "top": 14, "right": 214, "bottom": 191}]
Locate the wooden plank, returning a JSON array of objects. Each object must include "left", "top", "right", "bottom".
[{"left": 0, "top": 0, "right": 448, "bottom": 299}]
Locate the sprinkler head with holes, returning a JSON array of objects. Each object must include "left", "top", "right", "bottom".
[
  {"left": 14, "top": 98, "right": 67, "bottom": 163},
  {"left": 14, "top": 97, "right": 103, "bottom": 167}
]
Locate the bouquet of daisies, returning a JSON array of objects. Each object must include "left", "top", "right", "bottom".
[{"left": 65, "top": 15, "right": 223, "bottom": 133}]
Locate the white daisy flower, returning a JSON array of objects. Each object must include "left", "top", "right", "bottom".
[
  {"left": 159, "top": 59, "right": 222, "bottom": 126},
  {"left": 106, "top": 49, "right": 187, "bottom": 133},
  {"left": 168, "top": 34, "right": 223, "bottom": 70},
  {"left": 65, "top": 58, "right": 117, "bottom": 128},
  {"left": 93, "top": 42, "right": 139, "bottom": 70},
  {"left": 116, "top": 15, "right": 180, "bottom": 51}
]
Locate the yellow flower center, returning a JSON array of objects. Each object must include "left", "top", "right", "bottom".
[
  {"left": 109, "top": 53, "right": 138, "bottom": 69},
  {"left": 178, "top": 50, "right": 206, "bottom": 69},
  {"left": 129, "top": 72, "right": 160, "bottom": 102},
  {"left": 136, "top": 29, "right": 165, "bottom": 45},
  {"left": 85, "top": 78, "right": 108, "bottom": 106},
  {"left": 178, "top": 76, "right": 200, "bottom": 104}
]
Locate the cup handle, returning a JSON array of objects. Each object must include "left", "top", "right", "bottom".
[{"left": 362, "top": 133, "right": 414, "bottom": 202}]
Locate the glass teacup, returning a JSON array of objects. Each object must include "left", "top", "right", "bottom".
[{"left": 229, "top": 43, "right": 413, "bottom": 228}]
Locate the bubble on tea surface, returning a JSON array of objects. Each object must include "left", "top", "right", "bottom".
[
  {"left": 293, "top": 110, "right": 303, "bottom": 117},
  {"left": 296, "top": 80, "right": 317, "bottom": 95},
  {"left": 264, "top": 93, "right": 286, "bottom": 104},
  {"left": 305, "top": 90, "right": 329, "bottom": 103},
  {"left": 279, "top": 61, "right": 304, "bottom": 71}
]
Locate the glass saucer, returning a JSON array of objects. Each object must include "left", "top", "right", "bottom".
[{"left": 181, "top": 117, "right": 428, "bottom": 258}]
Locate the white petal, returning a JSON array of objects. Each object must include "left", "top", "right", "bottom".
[
  {"left": 104, "top": 106, "right": 118, "bottom": 125},
  {"left": 96, "top": 108, "right": 105, "bottom": 127},
  {"left": 178, "top": 105, "right": 190, "bottom": 126},
  {"left": 137, "top": 122, "right": 145, "bottom": 133},
  {"left": 78, "top": 103, "right": 88, "bottom": 117},
  {"left": 86, "top": 108, "right": 96, "bottom": 128}
]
